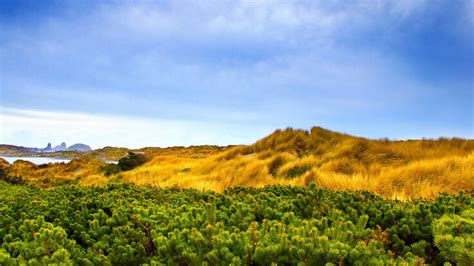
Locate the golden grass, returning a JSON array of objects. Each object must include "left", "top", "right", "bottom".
[
  {"left": 79, "top": 174, "right": 110, "bottom": 186},
  {"left": 303, "top": 170, "right": 377, "bottom": 192},
  {"left": 4, "top": 127, "right": 474, "bottom": 199},
  {"left": 6, "top": 159, "right": 106, "bottom": 188},
  {"left": 375, "top": 153, "right": 474, "bottom": 199},
  {"left": 114, "top": 151, "right": 473, "bottom": 199}
]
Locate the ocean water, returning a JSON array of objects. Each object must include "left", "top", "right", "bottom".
[{"left": 1, "top": 156, "right": 71, "bottom": 165}]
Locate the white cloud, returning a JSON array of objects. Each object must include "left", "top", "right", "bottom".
[
  {"left": 79, "top": 0, "right": 433, "bottom": 45},
  {"left": 0, "top": 107, "right": 272, "bottom": 149},
  {"left": 1, "top": 0, "right": 471, "bottom": 144}
]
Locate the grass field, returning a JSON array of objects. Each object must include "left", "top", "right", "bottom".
[{"left": 3, "top": 127, "right": 472, "bottom": 200}]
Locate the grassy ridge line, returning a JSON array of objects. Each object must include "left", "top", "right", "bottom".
[
  {"left": 0, "top": 145, "right": 229, "bottom": 161},
  {"left": 3, "top": 127, "right": 474, "bottom": 199},
  {"left": 119, "top": 127, "right": 473, "bottom": 199},
  {"left": 0, "top": 181, "right": 472, "bottom": 265},
  {"left": 120, "top": 148, "right": 473, "bottom": 200},
  {"left": 1, "top": 146, "right": 230, "bottom": 188}
]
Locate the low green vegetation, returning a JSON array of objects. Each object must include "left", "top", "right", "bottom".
[
  {"left": 99, "top": 152, "right": 148, "bottom": 177},
  {"left": 117, "top": 152, "right": 148, "bottom": 171},
  {"left": 432, "top": 210, "right": 474, "bottom": 265},
  {"left": 0, "top": 181, "right": 472, "bottom": 265},
  {"left": 99, "top": 163, "right": 121, "bottom": 177},
  {"left": 286, "top": 166, "right": 311, "bottom": 178}
]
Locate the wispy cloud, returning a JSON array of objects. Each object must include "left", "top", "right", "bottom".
[
  {"left": 0, "top": 0, "right": 472, "bottom": 146},
  {"left": 0, "top": 107, "right": 273, "bottom": 148}
]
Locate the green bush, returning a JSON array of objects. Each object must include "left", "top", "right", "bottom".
[
  {"left": 287, "top": 166, "right": 311, "bottom": 178},
  {"left": 433, "top": 209, "right": 474, "bottom": 265},
  {"left": 0, "top": 181, "right": 471, "bottom": 264},
  {"left": 0, "top": 169, "right": 24, "bottom": 185},
  {"left": 99, "top": 163, "right": 121, "bottom": 176},
  {"left": 118, "top": 152, "right": 148, "bottom": 171}
]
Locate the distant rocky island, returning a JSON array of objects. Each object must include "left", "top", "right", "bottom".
[{"left": 1, "top": 142, "right": 92, "bottom": 153}]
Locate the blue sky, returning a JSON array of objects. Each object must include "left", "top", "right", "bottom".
[{"left": 0, "top": 0, "right": 473, "bottom": 148}]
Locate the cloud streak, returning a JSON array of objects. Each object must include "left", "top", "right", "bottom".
[
  {"left": 0, "top": 107, "right": 273, "bottom": 149},
  {"left": 0, "top": 0, "right": 472, "bottom": 147}
]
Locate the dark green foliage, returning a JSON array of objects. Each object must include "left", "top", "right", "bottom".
[
  {"left": 287, "top": 166, "right": 311, "bottom": 178},
  {"left": 99, "top": 163, "right": 121, "bottom": 176},
  {"left": 297, "top": 151, "right": 310, "bottom": 158},
  {"left": 180, "top": 167, "right": 191, "bottom": 173},
  {"left": 268, "top": 155, "right": 286, "bottom": 176},
  {"left": 118, "top": 152, "right": 148, "bottom": 171},
  {"left": 0, "top": 181, "right": 472, "bottom": 265},
  {"left": 0, "top": 169, "right": 24, "bottom": 185}
]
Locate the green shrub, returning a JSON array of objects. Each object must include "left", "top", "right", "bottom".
[
  {"left": 433, "top": 209, "right": 474, "bottom": 265},
  {"left": 100, "top": 163, "right": 121, "bottom": 176},
  {"left": 118, "top": 152, "right": 148, "bottom": 171},
  {"left": 0, "top": 169, "right": 25, "bottom": 185},
  {"left": 0, "top": 181, "right": 471, "bottom": 264},
  {"left": 287, "top": 166, "right": 311, "bottom": 178}
]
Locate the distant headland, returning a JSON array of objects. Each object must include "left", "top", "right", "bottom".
[{"left": 0, "top": 142, "right": 92, "bottom": 153}]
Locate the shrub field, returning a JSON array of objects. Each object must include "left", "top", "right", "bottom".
[{"left": 0, "top": 181, "right": 472, "bottom": 265}]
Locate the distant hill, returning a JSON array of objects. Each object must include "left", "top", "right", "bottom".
[
  {"left": 67, "top": 143, "right": 92, "bottom": 152},
  {"left": 0, "top": 142, "right": 92, "bottom": 153},
  {"left": 51, "top": 142, "right": 67, "bottom": 152},
  {"left": 0, "top": 143, "right": 49, "bottom": 153}
]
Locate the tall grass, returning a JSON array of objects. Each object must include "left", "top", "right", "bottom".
[{"left": 6, "top": 127, "right": 474, "bottom": 199}]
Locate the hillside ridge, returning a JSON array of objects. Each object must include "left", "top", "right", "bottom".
[{"left": 2, "top": 126, "right": 473, "bottom": 200}]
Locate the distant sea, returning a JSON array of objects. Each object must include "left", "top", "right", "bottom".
[{"left": 1, "top": 156, "right": 71, "bottom": 165}]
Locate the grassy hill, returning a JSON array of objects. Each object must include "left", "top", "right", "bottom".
[{"left": 2, "top": 126, "right": 473, "bottom": 199}]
